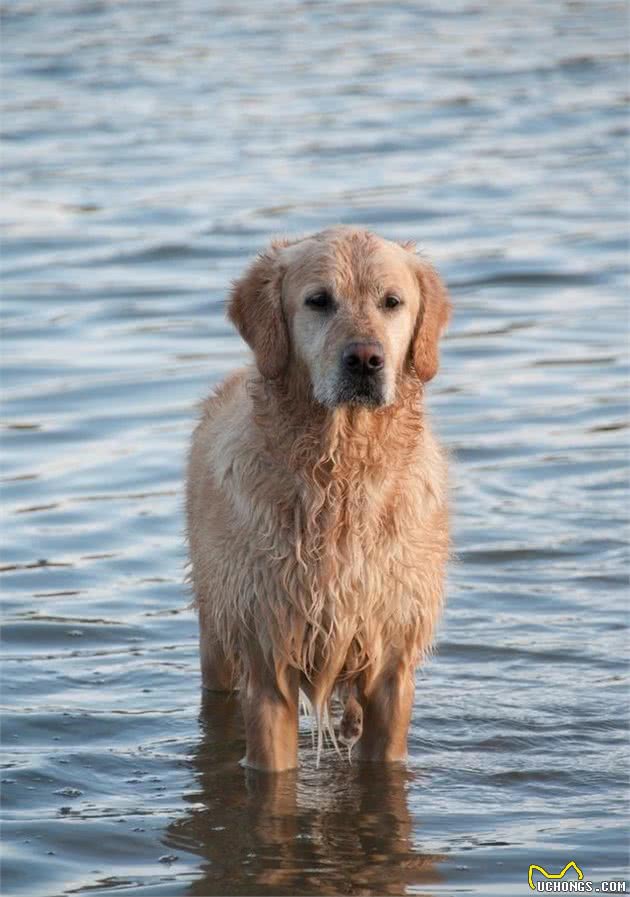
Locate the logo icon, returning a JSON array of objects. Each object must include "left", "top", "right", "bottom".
[{"left": 528, "top": 861, "right": 584, "bottom": 890}]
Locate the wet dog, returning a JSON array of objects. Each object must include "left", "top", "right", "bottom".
[{"left": 186, "top": 226, "right": 451, "bottom": 771}]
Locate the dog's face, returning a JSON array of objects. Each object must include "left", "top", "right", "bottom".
[
  {"left": 282, "top": 234, "right": 422, "bottom": 407},
  {"left": 229, "top": 227, "right": 451, "bottom": 407}
]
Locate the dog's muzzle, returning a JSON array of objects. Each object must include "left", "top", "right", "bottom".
[{"left": 336, "top": 340, "right": 386, "bottom": 406}]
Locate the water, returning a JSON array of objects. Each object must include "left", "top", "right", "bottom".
[{"left": 1, "top": 1, "right": 628, "bottom": 894}]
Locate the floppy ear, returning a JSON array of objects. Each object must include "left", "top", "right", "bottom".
[
  {"left": 228, "top": 242, "right": 289, "bottom": 380},
  {"left": 412, "top": 261, "right": 452, "bottom": 383}
]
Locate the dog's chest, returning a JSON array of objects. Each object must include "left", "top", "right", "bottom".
[
  {"left": 287, "top": 477, "right": 414, "bottom": 598},
  {"left": 226, "top": 435, "right": 441, "bottom": 605}
]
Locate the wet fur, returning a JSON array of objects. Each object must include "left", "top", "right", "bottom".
[{"left": 186, "top": 227, "right": 451, "bottom": 771}]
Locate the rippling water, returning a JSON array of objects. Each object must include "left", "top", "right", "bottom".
[{"left": 1, "top": 1, "right": 628, "bottom": 895}]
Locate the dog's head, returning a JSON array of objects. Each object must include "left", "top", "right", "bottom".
[{"left": 228, "top": 226, "right": 451, "bottom": 407}]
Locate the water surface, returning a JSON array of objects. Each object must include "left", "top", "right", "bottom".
[{"left": 1, "top": 1, "right": 628, "bottom": 894}]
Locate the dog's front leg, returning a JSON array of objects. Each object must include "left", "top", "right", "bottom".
[
  {"left": 358, "top": 661, "right": 415, "bottom": 762},
  {"left": 241, "top": 659, "right": 299, "bottom": 772},
  {"left": 198, "top": 603, "right": 237, "bottom": 692}
]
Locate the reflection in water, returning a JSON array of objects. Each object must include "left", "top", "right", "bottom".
[{"left": 165, "top": 692, "right": 444, "bottom": 895}]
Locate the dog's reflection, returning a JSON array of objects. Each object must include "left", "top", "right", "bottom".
[{"left": 164, "top": 692, "right": 443, "bottom": 895}]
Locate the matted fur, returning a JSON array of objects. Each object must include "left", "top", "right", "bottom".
[{"left": 186, "top": 226, "right": 451, "bottom": 770}]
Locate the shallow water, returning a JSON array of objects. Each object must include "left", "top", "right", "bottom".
[{"left": 1, "top": 1, "right": 628, "bottom": 895}]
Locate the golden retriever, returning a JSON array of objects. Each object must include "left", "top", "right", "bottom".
[{"left": 186, "top": 226, "right": 451, "bottom": 771}]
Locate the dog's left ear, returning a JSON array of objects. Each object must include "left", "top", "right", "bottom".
[
  {"left": 411, "top": 260, "right": 452, "bottom": 383},
  {"left": 228, "top": 240, "right": 291, "bottom": 380}
]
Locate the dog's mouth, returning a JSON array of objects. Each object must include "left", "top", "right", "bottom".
[{"left": 333, "top": 376, "right": 386, "bottom": 407}]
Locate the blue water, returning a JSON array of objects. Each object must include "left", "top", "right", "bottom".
[{"left": 1, "top": 1, "right": 628, "bottom": 894}]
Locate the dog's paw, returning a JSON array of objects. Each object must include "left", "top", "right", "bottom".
[{"left": 339, "top": 696, "right": 363, "bottom": 762}]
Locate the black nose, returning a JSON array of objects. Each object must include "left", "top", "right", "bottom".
[{"left": 342, "top": 341, "right": 385, "bottom": 376}]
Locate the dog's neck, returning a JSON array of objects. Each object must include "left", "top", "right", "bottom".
[{"left": 251, "top": 370, "right": 425, "bottom": 483}]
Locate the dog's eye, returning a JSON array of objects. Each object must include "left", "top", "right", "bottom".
[
  {"left": 305, "top": 290, "right": 334, "bottom": 310},
  {"left": 383, "top": 294, "right": 402, "bottom": 310}
]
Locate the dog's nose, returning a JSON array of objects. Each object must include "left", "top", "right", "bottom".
[{"left": 342, "top": 341, "right": 385, "bottom": 376}]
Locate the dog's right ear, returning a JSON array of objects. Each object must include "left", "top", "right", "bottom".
[
  {"left": 411, "top": 260, "right": 452, "bottom": 383},
  {"left": 228, "top": 241, "right": 290, "bottom": 380}
]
